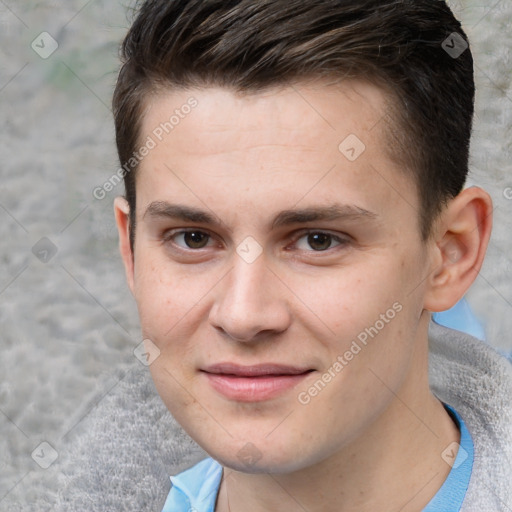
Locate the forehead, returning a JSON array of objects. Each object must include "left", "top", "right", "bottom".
[
  {"left": 134, "top": 79, "right": 418, "bottom": 232},
  {"left": 141, "top": 79, "right": 390, "bottom": 152}
]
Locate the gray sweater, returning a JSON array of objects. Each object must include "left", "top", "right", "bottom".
[{"left": 38, "top": 323, "right": 512, "bottom": 511}]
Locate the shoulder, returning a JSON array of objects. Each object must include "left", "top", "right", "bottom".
[{"left": 428, "top": 322, "right": 512, "bottom": 510}]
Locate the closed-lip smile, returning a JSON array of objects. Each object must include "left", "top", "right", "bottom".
[{"left": 200, "top": 363, "right": 315, "bottom": 401}]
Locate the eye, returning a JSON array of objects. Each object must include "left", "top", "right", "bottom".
[
  {"left": 162, "top": 229, "right": 350, "bottom": 254},
  {"left": 292, "top": 231, "right": 348, "bottom": 252},
  {"left": 164, "top": 229, "right": 214, "bottom": 250}
]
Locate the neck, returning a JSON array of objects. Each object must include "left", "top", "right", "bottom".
[{"left": 215, "top": 325, "right": 460, "bottom": 512}]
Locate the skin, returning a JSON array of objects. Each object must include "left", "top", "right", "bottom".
[{"left": 114, "top": 79, "right": 492, "bottom": 511}]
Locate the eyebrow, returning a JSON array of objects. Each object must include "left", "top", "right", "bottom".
[{"left": 143, "top": 201, "right": 378, "bottom": 230}]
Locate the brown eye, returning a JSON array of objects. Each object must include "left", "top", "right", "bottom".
[
  {"left": 294, "top": 231, "right": 347, "bottom": 252},
  {"left": 166, "top": 230, "right": 212, "bottom": 250},
  {"left": 306, "top": 233, "right": 333, "bottom": 251},
  {"left": 183, "top": 231, "right": 210, "bottom": 249}
]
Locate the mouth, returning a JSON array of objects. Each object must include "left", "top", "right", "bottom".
[{"left": 200, "top": 363, "right": 315, "bottom": 402}]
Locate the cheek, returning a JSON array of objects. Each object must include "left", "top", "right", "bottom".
[
  {"left": 133, "top": 260, "right": 171, "bottom": 339},
  {"left": 307, "top": 260, "right": 406, "bottom": 335},
  {"left": 132, "top": 251, "right": 201, "bottom": 340},
  {"left": 303, "top": 254, "right": 423, "bottom": 388}
]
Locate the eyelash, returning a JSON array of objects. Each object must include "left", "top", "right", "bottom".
[{"left": 162, "top": 229, "right": 350, "bottom": 254}]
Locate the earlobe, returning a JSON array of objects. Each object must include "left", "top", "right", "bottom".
[
  {"left": 424, "top": 187, "right": 493, "bottom": 312},
  {"left": 114, "top": 196, "right": 135, "bottom": 295}
]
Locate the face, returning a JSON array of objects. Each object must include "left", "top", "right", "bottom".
[{"left": 122, "top": 80, "right": 435, "bottom": 473}]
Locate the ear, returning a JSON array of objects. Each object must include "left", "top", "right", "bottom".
[
  {"left": 114, "top": 196, "right": 135, "bottom": 295},
  {"left": 423, "top": 187, "right": 493, "bottom": 312}
]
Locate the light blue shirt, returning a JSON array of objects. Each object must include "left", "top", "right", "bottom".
[
  {"left": 162, "top": 457, "right": 222, "bottom": 512},
  {"left": 423, "top": 403, "right": 474, "bottom": 511}
]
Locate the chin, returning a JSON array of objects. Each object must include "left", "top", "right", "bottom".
[{"left": 200, "top": 438, "right": 315, "bottom": 475}]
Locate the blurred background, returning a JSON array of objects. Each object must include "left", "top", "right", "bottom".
[{"left": 0, "top": 0, "right": 511, "bottom": 508}]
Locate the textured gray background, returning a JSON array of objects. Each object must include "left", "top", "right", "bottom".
[{"left": 0, "top": 0, "right": 511, "bottom": 508}]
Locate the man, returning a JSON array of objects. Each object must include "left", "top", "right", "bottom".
[{"left": 112, "top": 1, "right": 512, "bottom": 510}]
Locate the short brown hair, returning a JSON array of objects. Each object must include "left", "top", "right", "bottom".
[{"left": 113, "top": 0, "right": 474, "bottom": 251}]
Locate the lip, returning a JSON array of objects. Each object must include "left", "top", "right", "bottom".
[{"left": 200, "top": 363, "right": 314, "bottom": 402}]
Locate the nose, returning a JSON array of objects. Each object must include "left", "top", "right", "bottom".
[{"left": 208, "top": 251, "right": 292, "bottom": 343}]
